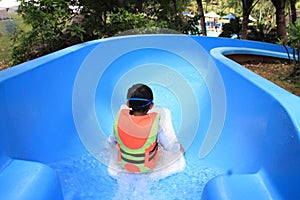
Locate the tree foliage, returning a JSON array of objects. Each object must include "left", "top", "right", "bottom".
[
  {"left": 11, "top": 0, "right": 199, "bottom": 65},
  {"left": 11, "top": 0, "right": 84, "bottom": 65},
  {"left": 10, "top": 0, "right": 300, "bottom": 66}
]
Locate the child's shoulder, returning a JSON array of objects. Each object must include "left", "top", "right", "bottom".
[{"left": 151, "top": 106, "right": 171, "bottom": 116}]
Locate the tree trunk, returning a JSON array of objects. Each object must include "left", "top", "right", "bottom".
[
  {"left": 196, "top": 0, "right": 207, "bottom": 36},
  {"left": 136, "top": 0, "right": 142, "bottom": 12},
  {"left": 241, "top": 12, "right": 250, "bottom": 39},
  {"left": 290, "top": 0, "right": 297, "bottom": 24},
  {"left": 271, "top": 0, "right": 287, "bottom": 44},
  {"left": 241, "top": 0, "right": 257, "bottom": 39},
  {"left": 172, "top": 0, "right": 177, "bottom": 16}
]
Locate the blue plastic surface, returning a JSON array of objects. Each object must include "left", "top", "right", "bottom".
[
  {"left": 0, "top": 159, "right": 63, "bottom": 200},
  {"left": 0, "top": 35, "right": 299, "bottom": 199}
]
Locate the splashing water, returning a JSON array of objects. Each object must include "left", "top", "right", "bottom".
[{"left": 50, "top": 152, "right": 219, "bottom": 200}]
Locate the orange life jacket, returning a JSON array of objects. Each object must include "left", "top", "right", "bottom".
[{"left": 113, "top": 109, "right": 160, "bottom": 173}]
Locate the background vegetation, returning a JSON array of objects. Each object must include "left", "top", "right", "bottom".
[
  {"left": 0, "top": 13, "right": 27, "bottom": 70},
  {"left": 0, "top": 0, "right": 299, "bottom": 93},
  {"left": 0, "top": 0, "right": 299, "bottom": 65}
]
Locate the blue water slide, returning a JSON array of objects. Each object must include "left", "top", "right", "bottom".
[{"left": 0, "top": 35, "right": 299, "bottom": 199}]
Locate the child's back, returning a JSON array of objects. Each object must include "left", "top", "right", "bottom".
[{"left": 108, "top": 84, "right": 185, "bottom": 175}]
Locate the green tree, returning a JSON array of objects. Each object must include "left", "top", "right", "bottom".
[
  {"left": 11, "top": 0, "right": 84, "bottom": 65},
  {"left": 107, "top": 8, "right": 156, "bottom": 36},
  {"left": 251, "top": 0, "right": 276, "bottom": 25},
  {"left": 226, "top": 0, "right": 243, "bottom": 14},
  {"left": 10, "top": 0, "right": 205, "bottom": 65},
  {"left": 76, "top": 0, "right": 193, "bottom": 37}
]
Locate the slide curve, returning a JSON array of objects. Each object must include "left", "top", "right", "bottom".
[{"left": 0, "top": 35, "right": 300, "bottom": 200}]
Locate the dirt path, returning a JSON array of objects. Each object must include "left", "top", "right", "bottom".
[{"left": 227, "top": 54, "right": 300, "bottom": 97}]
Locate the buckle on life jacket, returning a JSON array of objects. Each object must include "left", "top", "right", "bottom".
[{"left": 144, "top": 141, "right": 159, "bottom": 169}]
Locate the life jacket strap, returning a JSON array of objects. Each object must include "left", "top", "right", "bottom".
[
  {"left": 119, "top": 141, "right": 159, "bottom": 166},
  {"left": 144, "top": 141, "right": 159, "bottom": 169},
  {"left": 120, "top": 148, "right": 145, "bottom": 157},
  {"left": 148, "top": 142, "right": 158, "bottom": 161},
  {"left": 121, "top": 156, "right": 145, "bottom": 164}
]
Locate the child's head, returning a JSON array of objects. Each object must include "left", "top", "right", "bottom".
[{"left": 127, "top": 84, "right": 154, "bottom": 114}]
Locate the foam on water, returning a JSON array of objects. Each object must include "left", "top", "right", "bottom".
[{"left": 50, "top": 152, "right": 219, "bottom": 200}]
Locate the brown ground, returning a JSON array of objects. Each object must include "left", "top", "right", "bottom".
[{"left": 227, "top": 54, "right": 300, "bottom": 97}]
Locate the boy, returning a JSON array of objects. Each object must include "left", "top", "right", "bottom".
[{"left": 108, "top": 83, "right": 184, "bottom": 173}]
